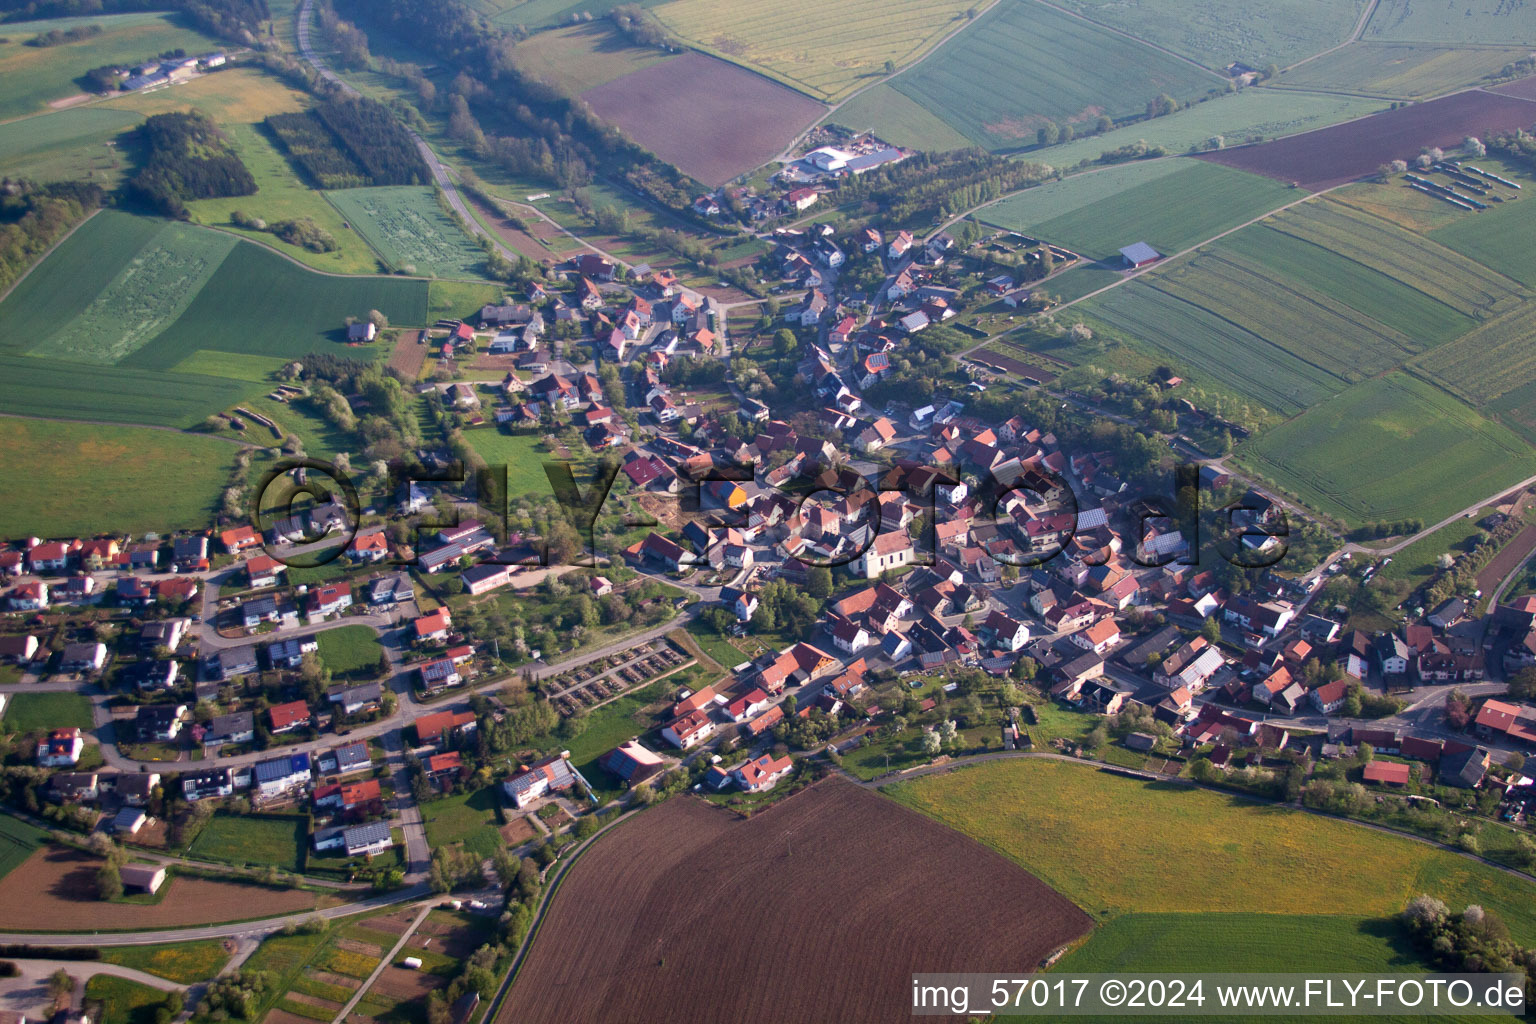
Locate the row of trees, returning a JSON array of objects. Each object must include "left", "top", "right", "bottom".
[{"left": 0, "top": 0, "right": 269, "bottom": 44}]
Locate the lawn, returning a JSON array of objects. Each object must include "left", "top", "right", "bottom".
[
  {"left": 3, "top": 692, "right": 95, "bottom": 732},
  {"left": 83, "top": 975, "right": 169, "bottom": 1024},
  {"left": 0, "top": 813, "right": 46, "bottom": 883},
  {"left": 1235, "top": 372, "right": 1536, "bottom": 526},
  {"left": 650, "top": 0, "right": 980, "bottom": 102},
  {"left": 1277, "top": 42, "right": 1531, "bottom": 98},
  {"left": 885, "top": 758, "right": 1536, "bottom": 942},
  {"left": 1055, "top": 0, "right": 1366, "bottom": 69},
  {"left": 0, "top": 417, "right": 239, "bottom": 538},
  {"left": 98, "top": 939, "right": 232, "bottom": 984},
  {"left": 462, "top": 429, "right": 554, "bottom": 500},
  {"left": 315, "top": 624, "right": 384, "bottom": 679},
  {"left": 420, "top": 787, "right": 502, "bottom": 859},
  {"left": 982, "top": 159, "right": 1296, "bottom": 261},
  {"left": 428, "top": 280, "right": 506, "bottom": 321},
  {"left": 889, "top": 0, "right": 1221, "bottom": 149},
  {"left": 554, "top": 680, "right": 672, "bottom": 798},
  {"left": 0, "top": 11, "right": 217, "bottom": 120},
  {"left": 186, "top": 812, "right": 307, "bottom": 873},
  {"left": 325, "top": 187, "right": 488, "bottom": 278},
  {"left": 1037, "top": 88, "right": 1386, "bottom": 168},
  {"left": 1362, "top": 0, "right": 1536, "bottom": 44}
]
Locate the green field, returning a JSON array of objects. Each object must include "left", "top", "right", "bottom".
[
  {"left": 186, "top": 813, "right": 307, "bottom": 872},
  {"left": 83, "top": 975, "right": 170, "bottom": 1024},
  {"left": 983, "top": 159, "right": 1295, "bottom": 261},
  {"left": 462, "top": 429, "right": 552, "bottom": 498},
  {"left": 0, "top": 107, "right": 140, "bottom": 184},
  {"left": 886, "top": 758, "right": 1536, "bottom": 942},
  {"left": 99, "top": 940, "right": 232, "bottom": 984},
  {"left": 1236, "top": 372, "right": 1536, "bottom": 525},
  {"left": 0, "top": 210, "right": 424, "bottom": 427},
  {"left": 1077, "top": 282, "right": 1345, "bottom": 416},
  {"left": 315, "top": 624, "right": 383, "bottom": 678},
  {"left": 1363, "top": 0, "right": 1536, "bottom": 44},
  {"left": 3, "top": 691, "right": 95, "bottom": 732},
  {"left": 1277, "top": 42, "right": 1532, "bottom": 98},
  {"left": 420, "top": 787, "right": 503, "bottom": 859},
  {"left": 890, "top": 0, "right": 1222, "bottom": 149},
  {"left": 651, "top": 0, "right": 978, "bottom": 102},
  {"left": 1059, "top": 912, "right": 1422, "bottom": 973},
  {"left": 1266, "top": 197, "right": 1525, "bottom": 321},
  {"left": 509, "top": 21, "right": 676, "bottom": 95},
  {"left": 1147, "top": 250, "right": 1421, "bottom": 381},
  {"left": 822, "top": 82, "right": 973, "bottom": 153},
  {"left": 428, "top": 280, "right": 506, "bottom": 321},
  {"left": 170, "top": 349, "right": 292, "bottom": 382},
  {"left": 26, "top": 220, "right": 238, "bottom": 365},
  {"left": 325, "top": 187, "right": 487, "bottom": 278},
  {"left": 1217, "top": 222, "right": 1478, "bottom": 346},
  {"left": 0, "top": 12, "right": 217, "bottom": 120},
  {"left": 0, "top": 814, "right": 46, "bottom": 882},
  {"left": 1430, "top": 190, "right": 1536, "bottom": 288},
  {"left": 1037, "top": 88, "right": 1386, "bottom": 168},
  {"left": 0, "top": 417, "right": 238, "bottom": 537},
  {"left": 1054, "top": 0, "right": 1365, "bottom": 69},
  {"left": 1414, "top": 302, "right": 1536, "bottom": 405}
]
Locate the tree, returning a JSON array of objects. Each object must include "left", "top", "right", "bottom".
[
  {"left": 96, "top": 862, "right": 122, "bottom": 900},
  {"left": 1201, "top": 616, "right": 1222, "bottom": 643},
  {"left": 806, "top": 566, "right": 832, "bottom": 600},
  {"left": 1358, "top": 742, "right": 1374, "bottom": 764},
  {"left": 1037, "top": 122, "right": 1060, "bottom": 146},
  {"left": 1508, "top": 666, "right": 1536, "bottom": 700},
  {"left": 1463, "top": 135, "right": 1486, "bottom": 158},
  {"left": 1262, "top": 63, "right": 1279, "bottom": 80},
  {"left": 921, "top": 730, "right": 942, "bottom": 755},
  {"left": 48, "top": 969, "right": 74, "bottom": 1009},
  {"left": 367, "top": 309, "right": 389, "bottom": 331}
]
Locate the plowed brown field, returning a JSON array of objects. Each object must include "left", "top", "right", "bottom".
[
  {"left": 1198, "top": 89, "right": 1536, "bottom": 191},
  {"left": 0, "top": 848, "right": 317, "bottom": 930},
  {"left": 582, "top": 53, "right": 826, "bottom": 187},
  {"left": 499, "top": 777, "right": 1091, "bottom": 1024}
]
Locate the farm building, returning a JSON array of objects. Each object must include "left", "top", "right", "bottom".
[
  {"left": 1119, "top": 242, "right": 1161, "bottom": 269},
  {"left": 119, "top": 863, "right": 166, "bottom": 893}
]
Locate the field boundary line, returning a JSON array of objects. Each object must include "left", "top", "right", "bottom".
[
  {"left": 0, "top": 410, "right": 264, "bottom": 449},
  {"left": 0, "top": 207, "right": 102, "bottom": 306},
  {"left": 316, "top": 188, "right": 396, "bottom": 271},
  {"left": 328, "top": 902, "right": 431, "bottom": 1024},
  {"left": 1282, "top": 0, "right": 1380, "bottom": 72},
  {"left": 1029, "top": 0, "right": 1229, "bottom": 78}
]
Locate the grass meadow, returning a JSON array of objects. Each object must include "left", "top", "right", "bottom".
[
  {"left": 186, "top": 813, "right": 308, "bottom": 873},
  {"left": 885, "top": 758, "right": 1536, "bottom": 942},
  {"left": 0, "top": 107, "right": 140, "bottom": 185},
  {"left": 1413, "top": 302, "right": 1536, "bottom": 406},
  {"left": 821, "top": 83, "right": 972, "bottom": 152},
  {"left": 3, "top": 691, "right": 96, "bottom": 732},
  {"left": 890, "top": 0, "right": 1220, "bottom": 148},
  {"left": 0, "top": 417, "right": 237, "bottom": 537},
  {"left": 1235, "top": 373, "right": 1536, "bottom": 526},
  {"left": 99, "top": 940, "right": 232, "bottom": 984},
  {"left": 463, "top": 430, "right": 553, "bottom": 500},
  {"left": 1362, "top": 0, "right": 1536, "bottom": 44},
  {"left": 420, "top": 786, "right": 503, "bottom": 859},
  {"left": 1430, "top": 183, "right": 1536, "bottom": 288},
  {"left": 509, "top": 21, "right": 676, "bottom": 95},
  {"left": 315, "top": 625, "right": 384, "bottom": 679},
  {"left": 83, "top": 975, "right": 168, "bottom": 1024}
]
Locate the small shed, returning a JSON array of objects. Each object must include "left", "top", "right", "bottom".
[
  {"left": 120, "top": 863, "right": 167, "bottom": 893},
  {"left": 1126, "top": 731, "right": 1158, "bottom": 752},
  {"left": 1119, "top": 242, "right": 1161, "bottom": 268},
  {"left": 112, "top": 807, "right": 147, "bottom": 835}
]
